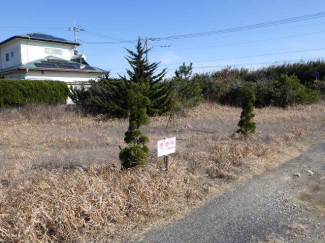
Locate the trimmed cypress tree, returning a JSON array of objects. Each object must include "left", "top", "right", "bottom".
[
  {"left": 236, "top": 85, "right": 256, "bottom": 136},
  {"left": 119, "top": 81, "right": 150, "bottom": 168},
  {"left": 119, "top": 38, "right": 157, "bottom": 168}
]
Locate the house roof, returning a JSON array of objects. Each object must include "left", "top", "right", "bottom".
[
  {"left": 0, "top": 33, "right": 80, "bottom": 46},
  {"left": 0, "top": 56, "right": 108, "bottom": 74}
]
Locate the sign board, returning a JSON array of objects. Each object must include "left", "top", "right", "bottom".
[
  {"left": 157, "top": 137, "right": 176, "bottom": 157},
  {"left": 315, "top": 72, "right": 320, "bottom": 78}
]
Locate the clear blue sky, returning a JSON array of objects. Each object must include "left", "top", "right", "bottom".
[{"left": 1, "top": 0, "right": 325, "bottom": 77}]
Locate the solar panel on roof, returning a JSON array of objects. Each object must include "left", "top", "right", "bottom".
[
  {"left": 41, "top": 61, "right": 61, "bottom": 65},
  {"left": 83, "top": 66, "right": 96, "bottom": 70},
  {"left": 34, "top": 59, "right": 98, "bottom": 71},
  {"left": 57, "top": 64, "right": 79, "bottom": 69},
  {"left": 45, "top": 59, "right": 63, "bottom": 62},
  {"left": 35, "top": 63, "right": 58, "bottom": 68},
  {"left": 28, "top": 33, "right": 67, "bottom": 42}
]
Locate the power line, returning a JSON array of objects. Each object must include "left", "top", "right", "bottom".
[
  {"left": 85, "top": 38, "right": 137, "bottom": 44},
  {"left": 83, "top": 30, "right": 123, "bottom": 41},
  {"left": 152, "top": 30, "right": 325, "bottom": 51},
  {"left": 191, "top": 58, "right": 323, "bottom": 70},
  {"left": 154, "top": 20, "right": 325, "bottom": 47},
  {"left": 82, "top": 12, "right": 325, "bottom": 45},
  {"left": 158, "top": 47, "right": 325, "bottom": 67},
  {"left": 109, "top": 57, "right": 324, "bottom": 76},
  {"left": 107, "top": 47, "right": 325, "bottom": 71},
  {"left": 148, "top": 12, "right": 325, "bottom": 41}
]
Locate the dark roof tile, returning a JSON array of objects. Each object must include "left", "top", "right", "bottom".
[{"left": 0, "top": 33, "right": 79, "bottom": 46}]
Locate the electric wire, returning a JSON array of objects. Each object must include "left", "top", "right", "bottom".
[
  {"left": 152, "top": 30, "right": 325, "bottom": 52},
  {"left": 76, "top": 12, "right": 325, "bottom": 45},
  {"left": 154, "top": 20, "right": 325, "bottom": 47},
  {"left": 149, "top": 12, "right": 325, "bottom": 41},
  {"left": 158, "top": 47, "right": 325, "bottom": 67},
  {"left": 107, "top": 47, "right": 325, "bottom": 72},
  {"left": 83, "top": 30, "right": 123, "bottom": 41},
  {"left": 109, "top": 57, "right": 324, "bottom": 75}
]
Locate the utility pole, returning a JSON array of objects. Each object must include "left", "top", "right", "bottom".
[
  {"left": 69, "top": 21, "right": 84, "bottom": 54},
  {"left": 144, "top": 38, "right": 148, "bottom": 64},
  {"left": 143, "top": 37, "right": 152, "bottom": 64},
  {"left": 81, "top": 41, "right": 85, "bottom": 55}
]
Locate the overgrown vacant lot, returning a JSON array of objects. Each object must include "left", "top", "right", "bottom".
[{"left": 0, "top": 103, "right": 325, "bottom": 242}]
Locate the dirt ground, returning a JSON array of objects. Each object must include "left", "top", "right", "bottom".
[{"left": 0, "top": 103, "right": 323, "bottom": 172}]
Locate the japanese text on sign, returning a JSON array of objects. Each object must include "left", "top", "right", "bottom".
[{"left": 157, "top": 137, "right": 176, "bottom": 157}]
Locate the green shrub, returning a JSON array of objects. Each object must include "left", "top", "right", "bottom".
[
  {"left": 272, "top": 74, "right": 321, "bottom": 107},
  {"left": 240, "top": 60, "right": 325, "bottom": 85},
  {"left": 313, "top": 79, "right": 325, "bottom": 96},
  {"left": 69, "top": 78, "right": 129, "bottom": 116},
  {"left": 69, "top": 83, "right": 91, "bottom": 106},
  {"left": 170, "top": 63, "right": 203, "bottom": 110},
  {"left": 254, "top": 75, "right": 321, "bottom": 108},
  {"left": 0, "top": 79, "right": 68, "bottom": 107},
  {"left": 237, "top": 85, "right": 256, "bottom": 136},
  {"left": 207, "top": 68, "right": 245, "bottom": 106},
  {"left": 192, "top": 73, "right": 214, "bottom": 101},
  {"left": 254, "top": 78, "right": 275, "bottom": 108}
]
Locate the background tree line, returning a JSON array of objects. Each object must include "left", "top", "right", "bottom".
[{"left": 70, "top": 59, "right": 325, "bottom": 114}]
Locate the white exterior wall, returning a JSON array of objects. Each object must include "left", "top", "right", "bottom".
[
  {"left": 25, "top": 70, "right": 99, "bottom": 82},
  {"left": 20, "top": 40, "right": 75, "bottom": 64},
  {"left": 0, "top": 39, "right": 22, "bottom": 69},
  {"left": 0, "top": 39, "right": 75, "bottom": 70}
]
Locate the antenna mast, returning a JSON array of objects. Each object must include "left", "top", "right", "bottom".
[{"left": 69, "top": 21, "right": 84, "bottom": 54}]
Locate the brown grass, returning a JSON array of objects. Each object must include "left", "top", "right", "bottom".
[
  {"left": 1, "top": 102, "right": 325, "bottom": 242},
  {"left": 0, "top": 162, "right": 202, "bottom": 242}
]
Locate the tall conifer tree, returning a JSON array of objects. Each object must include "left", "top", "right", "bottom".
[{"left": 119, "top": 38, "right": 168, "bottom": 168}]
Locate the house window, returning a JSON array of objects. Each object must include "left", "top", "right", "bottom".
[
  {"left": 5, "top": 51, "right": 14, "bottom": 61},
  {"left": 45, "top": 48, "right": 62, "bottom": 55},
  {"left": 45, "top": 48, "right": 53, "bottom": 54},
  {"left": 53, "top": 49, "right": 62, "bottom": 55}
]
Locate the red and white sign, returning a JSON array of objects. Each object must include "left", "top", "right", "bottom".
[{"left": 157, "top": 137, "right": 176, "bottom": 157}]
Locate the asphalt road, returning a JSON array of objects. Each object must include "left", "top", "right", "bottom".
[{"left": 134, "top": 142, "right": 325, "bottom": 243}]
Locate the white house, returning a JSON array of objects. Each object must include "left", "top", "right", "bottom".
[{"left": 0, "top": 33, "right": 108, "bottom": 82}]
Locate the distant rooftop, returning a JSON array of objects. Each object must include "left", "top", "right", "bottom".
[
  {"left": 21, "top": 56, "right": 106, "bottom": 73},
  {"left": 0, "top": 33, "right": 80, "bottom": 46},
  {"left": 0, "top": 56, "right": 107, "bottom": 74}
]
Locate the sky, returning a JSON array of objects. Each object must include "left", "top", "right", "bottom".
[{"left": 1, "top": 0, "right": 325, "bottom": 78}]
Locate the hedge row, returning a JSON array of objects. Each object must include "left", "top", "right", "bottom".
[{"left": 0, "top": 79, "right": 69, "bottom": 107}]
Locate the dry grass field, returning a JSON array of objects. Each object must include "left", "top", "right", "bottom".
[{"left": 0, "top": 102, "right": 325, "bottom": 242}]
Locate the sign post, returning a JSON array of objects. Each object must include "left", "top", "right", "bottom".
[{"left": 157, "top": 137, "right": 176, "bottom": 170}]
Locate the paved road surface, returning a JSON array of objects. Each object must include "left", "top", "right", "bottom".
[{"left": 135, "top": 142, "right": 325, "bottom": 243}]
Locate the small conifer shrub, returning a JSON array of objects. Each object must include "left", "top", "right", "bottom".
[
  {"left": 236, "top": 85, "right": 256, "bottom": 136},
  {"left": 171, "top": 62, "right": 203, "bottom": 110}
]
